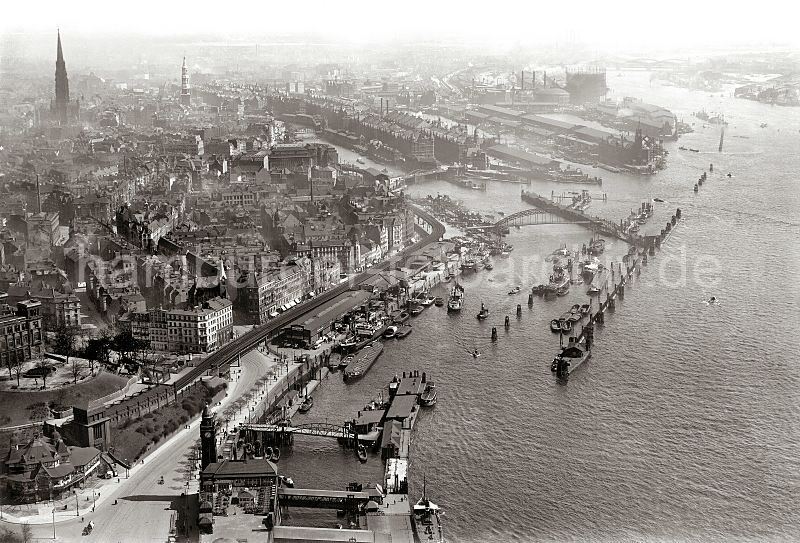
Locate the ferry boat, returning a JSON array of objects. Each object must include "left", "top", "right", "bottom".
[
  {"left": 476, "top": 303, "right": 489, "bottom": 320},
  {"left": 413, "top": 482, "right": 444, "bottom": 543},
  {"left": 420, "top": 382, "right": 438, "bottom": 407},
  {"left": 344, "top": 342, "right": 384, "bottom": 381},
  {"left": 447, "top": 284, "right": 464, "bottom": 312},
  {"left": 551, "top": 337, "right": 591, "bottom": 377}
]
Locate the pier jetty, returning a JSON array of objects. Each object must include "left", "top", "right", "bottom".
[{"left": 551, "top": 208, "right": 683, "bottom": 378}]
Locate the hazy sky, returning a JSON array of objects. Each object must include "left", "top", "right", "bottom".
[{"left": 2, "top": 0, "right": 798, "bottom": 50}]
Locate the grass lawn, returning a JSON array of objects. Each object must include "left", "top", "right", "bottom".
[
  {"left": 109, "top": 381, "right": 226, "bottom": 466},
  {"left": 0, "top": 371, "right": 129, "bottom": 428}
]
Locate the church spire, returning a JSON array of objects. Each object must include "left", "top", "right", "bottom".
[
  {"left": 54, "top": 29, "right": 70, "bottom": 124},
  {"left": 180, "top": 56, "right": 191, "bottom": 107}
]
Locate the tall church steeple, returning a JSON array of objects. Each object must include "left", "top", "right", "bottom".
[
  {"left": 54, "top": 29, "right": 70, "bottom": 124},
  {"left": 180, "top": 56, "right": 191, "bottom": 107}
]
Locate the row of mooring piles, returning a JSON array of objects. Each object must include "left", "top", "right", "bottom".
[{"left": 489, "top": 304, "right": 526, "bottom": 342}]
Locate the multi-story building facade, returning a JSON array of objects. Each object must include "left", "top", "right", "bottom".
[
  {"left": 130, "top": 297, "right": 233, "bottom": 354},
  {"left": 236, "top": 260, "right": 313, "bottom": 324},
  {"left": 0, "top": 299, "right": 44, "bottom": 369}
]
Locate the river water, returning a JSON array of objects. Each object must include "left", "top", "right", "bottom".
[{"left": 280, "top": 70, "right": 800, "bottom": 541}]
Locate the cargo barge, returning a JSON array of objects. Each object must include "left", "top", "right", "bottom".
[{"left": 344, "top": 342, "right": 384, "bottom": 381}]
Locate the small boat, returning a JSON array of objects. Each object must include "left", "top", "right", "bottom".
[
  {"left": 587, "top": 285, "right": 601, "bottom": 295},
  {"left": 678, "top": 146, "right": 687, "bottom": 151},
  {"left": 508, "top": 286, "right": 521, "bottom": 295},
  {"left": 434, "top": 297, "right": 444, "bottom": 307},
  {"left": 569, "top": 303, "right": 581, "bottom": 314},
  {"left": 694, "top": 184, "right": 699, "bottom": 192},
  {"left": 689, "top": 148, "right": 700, "bottom": 153},
  {"left": 280, "top": 475, "right": 294, "bottom": 488},
  {"left": 265, "top": 446, "right": 273, "bottom": 460},
  {"left": 532, "top": 284, "right": 546, "bottom": 296},
  {"left": 556, "top": 286, "right": 569, "bottom": 296},
  {"left": 421, "top": 296, "right": 436, "bottom": 307},
  {"left": 580, "top": 304, "right": 591, "bottom": 316},
  {"left": 383, "top": 326, "right": 398, "bottom": 339},
  {"left": 395, "top": 325, "right": 412, "bottom": 338},
  {"left": 485, "top": 262, "right": 494, "bottom": 270},
  {"left": 271, "top": 448, "right": 281, "bottom": 462},
  {"left": 550, "top": 319, "right": 562, "bottom": 333},
  {"left": 356, "top": 157, "right": 366, "bottom": 164},
  {"left": 420, "top": 382, "right": 437, "bottom": 407},
  {"left": 560, "top": 319, "right": 573, "bottom": 333},
  {"left": 338, "top": 354, "right": 354, "bottom": 369},
  {"left": 357, "top": 444, "right": 368, "bottom": 463},
  {"left": 393, "top": 311, "right": 410, "bottom": 324},
  {"left": 476, "top": 303, "right": 489, "bottom": 320},
  {"left": 653, "top": 197, "right": 665, "bottom": 203},
  {"left": 442, "top": 274, "right": 452, "bottom": 283},
  {"left": 410, "top": 305, "right": 424, "bottom": 316},
  {"left": 298, "top": 396, "right": 314, "bottom": 413}
]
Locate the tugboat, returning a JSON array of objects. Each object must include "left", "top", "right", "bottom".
[
  {"left": 413, "top": 477, "right": 444, "bottom": 543},
  {"left": 298, "top": 395, "right": 314, "bottom": 413},
  {"left": 420, "top": 382, "right": 438, "bottom": 407},
  {"left": 476, "top": 303, "right": 489, "bottom": 320}
]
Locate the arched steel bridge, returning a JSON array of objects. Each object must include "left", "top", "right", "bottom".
[{"left": 494, "top": 208, "right": 595, "bottom": 231}]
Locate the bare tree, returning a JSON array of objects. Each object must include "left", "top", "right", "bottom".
[
  {"left": 21, "top": 522, "right": 33, "bottom": 543},
  {"left": 7, "top": 355, "right": 26, "bottom": 387},
  {"left": 69, "top": 357, "right": 85, "bottom": 384}
]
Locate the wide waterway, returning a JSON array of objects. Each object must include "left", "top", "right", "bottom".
[{"left": 278, "top": 70, "right": 800, "bottom": 541}]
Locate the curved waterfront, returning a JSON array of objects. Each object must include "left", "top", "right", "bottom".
[{"left": 279, "top": 72, "right": 800, "bottom": 541}]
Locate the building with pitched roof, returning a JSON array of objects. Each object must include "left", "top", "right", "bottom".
[{"left": 2, "top": 432, "right": 102, "bottom": 503}]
